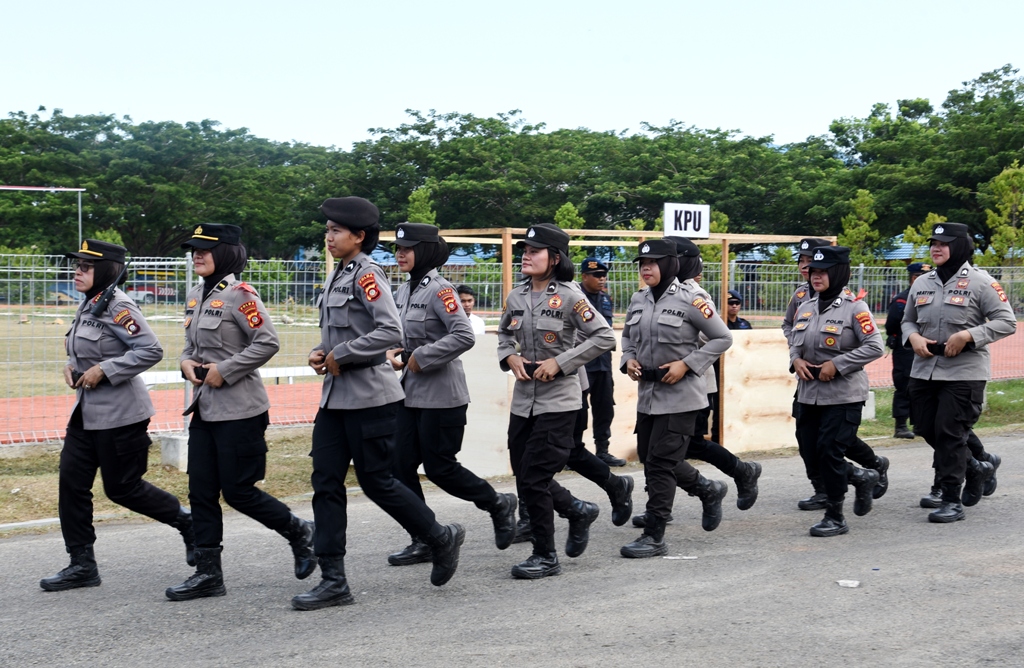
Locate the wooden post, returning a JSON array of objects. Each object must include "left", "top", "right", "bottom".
[
  {"left": 501, "top": 228, "right": 513, "bottom": 303},
  {"left": 717, "top": 238, "right": 729, "bottom": 447}
]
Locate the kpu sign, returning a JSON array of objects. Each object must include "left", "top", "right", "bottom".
[{"left": 663, "top": 203, "right": 711, "bottom": 239}]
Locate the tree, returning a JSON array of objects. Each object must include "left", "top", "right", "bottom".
[
  {"left": 406, "top": 180, "right": 437, "bottom": 225},
  {"left": 978, "top": 161, "right": 1024, "bottom": 265},
  {"left": 553, "top": 202, "right": 587, "bottom": 262},
  {"left": 838, "top": 190, "right": 882, "bottom": 265},
  {"left": 902, "top": 213, "right": 946, "bottom": 262}
]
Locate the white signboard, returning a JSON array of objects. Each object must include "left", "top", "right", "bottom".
[{"left": 663, "top": 203, "right": 711, "bottom": 239}]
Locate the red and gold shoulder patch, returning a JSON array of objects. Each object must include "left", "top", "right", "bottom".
[
  {"left": 234, "top": 282, "right": 257, "bottom": 295},
  {"left": 357, "top": 273, "right": 382, "bottom": 302},
  {"left": 992, "top": 281, "right": 1008, "bottom": 302},
  {"left": 854, "top": 311, "right": 875, "bottom": 335},
  {"left": 210, "top": 299, "right": 224, "bottom": 309},
  {"left": 437, "top": 287, "right": 459, "bottom": 314},
  {"left": 572, "top": 299, "right": 595, "bottom": 322},
  {"left": 112, "top": 308, "right": 141, "bottom": 335},
  {"left": 548, "top": 294, "right": 562, "bottom": 309},
  {"left": 692, "top": 297, "right": 714, "bottom": 319},
  {"left": 239, "top": 301, "right": 263, "bottom": 329}
]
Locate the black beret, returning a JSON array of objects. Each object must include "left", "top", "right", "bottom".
[
  {"left": 394, "top": 222, "right": 440, "bottom": 247},
  {"left": 808, "top": 245, "right": 851, "bottom": 269},
  {"left": 672, "top": 237, "right": 701, "bottom": 258},
  {"left": 65, "top": 239, "right": 126, "bottom": 263},
  {"left": 181, "top": 223, "right": 242, "bottom": 249},
  {"left": 580, "top": 257, "right": 609, "bottom": 274},
  {"left": 929, "top": 222, "right": 969, "bottom": 243},
  {"left": 907, "top": 262, "right": 932, "bottom": 274},
  {"left": 632, "top": 238, "right": 679, "bottom": 262},
  {"left": 321, "top": 197, "right": 380, "bottom": 230},
  {"left": 515, "top": 224, "right": 570, "bottom": 256},
  {"left": 798, "top": 237, "right": 832, "bottom": 256}
]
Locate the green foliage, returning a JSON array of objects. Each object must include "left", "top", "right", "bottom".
[
  {"left": 902, "top": 212, "right": 946, "bottom": 261},
  {"left": 406, "top": 180, "right": 437, "bottom": 225},
  {"left": 769, "top": 245, "right": 795, "bottom": 264},
  {"left": 553, "top": 202, "right": 588, "bottom": 262},
  {"left": 979, "top": 161, "right": 1024, "bottom": 266},
  {"left": 92, "top": 229, "right": 124, "bottom": 247},
  {"left": 700, "top": 211, "right": 734, "bottom": 264},
  {"left": 838, "top": 190, "right": 882, "bottom": 265}
]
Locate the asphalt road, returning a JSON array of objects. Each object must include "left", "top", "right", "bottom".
[{"left": 1, "top": 434, "right": 1022, "bottom": 667}]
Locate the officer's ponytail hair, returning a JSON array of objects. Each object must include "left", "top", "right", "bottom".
[
  {"left": 360, "top": 225, "right": 381, "bottom": 255},
  {"left": 552, "top": 249, "right": 574, "bottom": 282}
]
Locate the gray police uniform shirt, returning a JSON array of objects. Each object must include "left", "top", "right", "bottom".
[
  {"left": 66, "top": 289, "right": 163, "bottom": 430},
  {"left": 621, "top": 278, "right": 733, "bottom": 416},
  {"left": 684, "top": 278, "right": 719, "bottom": 396},
  {"left": 498, "top": 278, "right": 616, "bottom": 418},
  {"left": 901, "top": 262, "right": 1016, "bottom": 382},
  {"left": 314, "top": 253, "right": 405, "bottom": 410},
  {"left": 180, "top": 274, "right": 280, "bottom": 421},
  {"left": 788, "top": 290, "right": 883, "bottom": 405},
  {"left": 394, "top": 269, "right": 474, "bottom": 409},
  {"left": 782, "top": 284, "right": 813, "bottom": 343}
]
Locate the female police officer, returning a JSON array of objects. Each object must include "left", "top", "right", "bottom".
[
  {"left": 619, "top": 239, "right": 732, "bottom": 558},
  {"left": 497, "top": 223, "right": 616, "bottom": 579},
  {"left": 789, "top": 246, "right": 883, "bottom": 537},
  {"left": 902, "top": 222, "right": 1015, "bottom": 523},
  {"left": 41, "top": 240, "right": 194, "bottom": 592},
  {"left": 292, "top": 197, "right": 464, "bottom": 610},
  {"left": 165, "top": 224, "right": 315, "bottom": 601},
  {"left": 384, "top": 222, "right": 517, "bottom": 565}
]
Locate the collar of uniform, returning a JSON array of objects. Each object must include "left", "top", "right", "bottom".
[
  {"left": 210, "top": 273, "right": 236, "bottom": 294},
  {"left": 342, "top": 254, "right": 368, "bottom": 274},
  {"left": 414, "top": 269, "right": 438, "bottom": 291}
]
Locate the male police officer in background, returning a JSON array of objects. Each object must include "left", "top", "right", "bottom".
[
  {"left": 574, "top": 257, "right": 625, "bottom": 467},
  {"left": 885, "top": 262, "right": 930, "bottom": 439}
]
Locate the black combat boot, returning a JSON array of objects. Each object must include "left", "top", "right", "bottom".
[
  {"left": 426, "top": 523, "right": 465, "bottom": 586},
  {"left": 798, "top": 479, "right": 828, "bottom": 511},
  {"left": 511, "top": 536, "right": 561, "bottom": 579},
  {"left": 604, "top": 474, "right": 634, "bottom": 526},
  {"left": 620, "top": 514, "right": 668, "bottom": 558},
  {"left": 962, "top": 458, "right": 994, "bottom": 507},
  {"left": 512, "top": 498, "right": 532, "bottom": 544},
  {"left": 848, "top": 466, "right": 880, "bottom": 516},
  {"left": 920, "top": 485, "right": 943, "bottom": 508},
  {"left": 40, "top": 545, "right": 101, "bottom": 591},
  {"left": 596, "top": 443, "right": 627, "bottom": 467},
  {"left": 893, "top": 418, "right": 914, "bottom": 439},
  {"left": 488, "top": 492, "right": 518, "bottom": 550},
  {"left": 809, "top": 499, "right": 849, "bottom": 537},
  {"left": 291, "top": 556, "right": 354, "bottom": 610},
  {"left": 983, "top": 453, "right": 1001, "bottom": 497},
  {"left": 870, "top": 456, "right": 890, "bottom": 499},
  {"left": 732, "top": 460, "right": 762, "bottom": 511},
  {"left": 387, "top": 537, "right": 432, "bottom": 566},
  {"left": 685, "top": 475, "right": 728, "bottom": 532},
  {"left": 631, "top": 512, "right": 672, "bottom": 528},
  {"left": 165, "top": 546, "right": 227, "bottom": 601},
  {"left": 170, "top": 506, "right": 196, "bottom": 567},
  {"left": 563, "top": 499, "right": 600, "bottom": 557},
  {"left": 928, "top": 485, "right": 966, "bottom": 523},
  {"left": 279, "top": 514, "right": 316, "bottom": 579}
]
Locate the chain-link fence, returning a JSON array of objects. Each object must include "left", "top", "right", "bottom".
[{"left": 1, "top": 254, "right": 1021, "bottom": 444}]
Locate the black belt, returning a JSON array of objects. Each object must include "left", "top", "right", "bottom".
[
  {"left": 638, "top": 368, "right": 669, "bottom": 382},
  {"left": 71, "top": 370, "right": 111, "bottom": 386},
  {"left": 338, "top": 354, "right": 388, "bottom": 372},
  {"left": 400, "top": 350, "right": 412, "bottom": 365},
  {"left": 926, "top": 341, "right": 975, "bottom": 356}
]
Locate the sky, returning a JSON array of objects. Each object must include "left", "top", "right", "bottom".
[{"left": 3, "top": 0, "right": 1022, "bottom": 149}]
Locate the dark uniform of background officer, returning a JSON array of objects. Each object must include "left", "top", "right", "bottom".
[
  {"left": 42, "top": 240, "right": 194, "bottom": 592},
  {"left": 726, "top": 290, "right": 753, "bottom": 330},
  {"left": 385, "top": 223, "right": 517, "bottom": 566},
  {"left": 902, "top": 222, "right": 1014, "bottom": 523},
  {"left": 573, "top": 257, "right": 625, "bottom": 467},
  {"left": 885, "top": 262, "right": 930, "bottom": 439},
  {"left": 166, "top": 224, "right": 315, "bottom": 601},
  {"left": 783, "top": 238, "right": 890, "bottom": 510},
  {"left": 292, "top": 197, "right": 464, "bottom": 610}
]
